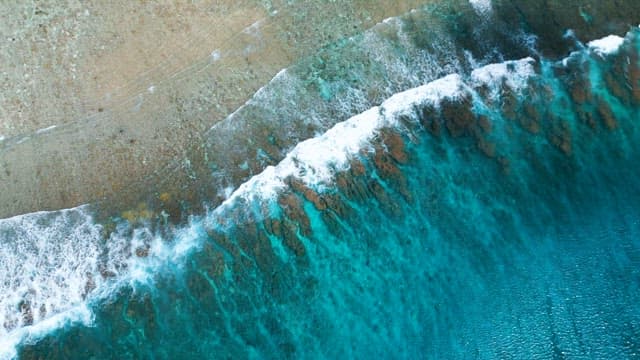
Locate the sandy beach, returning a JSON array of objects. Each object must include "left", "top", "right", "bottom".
[
  {"left": 0, "top": 0, "right": 430, "bottom": 219},
  {"left": 1, "top": 0, "right": 638, "bottom": 220}
]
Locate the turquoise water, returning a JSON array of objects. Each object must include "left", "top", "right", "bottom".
[{"left": 10, "top": 25, "right": 640, "bottom": 358}]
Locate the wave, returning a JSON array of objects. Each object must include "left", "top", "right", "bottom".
[
  {"left": 0, "top": 205, "right": 207, "bottom": 360},
  {"left": 3, "top": 24, "right": 639, "bottom": 359},
  {"left": 468, "top": 0, "right": 493, "bottom": 15},
  {"left": 219, "top": 57, "right": 535, "bottom": 209},
  {"left": 588, "top": 35, "right": 625, "bottom": 55},
  {"left": 0, "top": 207, "right": 101, "bottom": 359},
  {"left": 0, "top": 208, "right": 101, "bottom": 333},
  {"left": 199, "top": 2, "right": 541, "bottom": 207},
  {"left": 0, "top": 55, "right": 533, "bottom": 359}
]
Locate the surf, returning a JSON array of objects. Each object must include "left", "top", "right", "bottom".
[{"left": 4, "top": 3, "right": 640, "bottom": 358}]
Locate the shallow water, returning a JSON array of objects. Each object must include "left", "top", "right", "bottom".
[{"left": 2, "top": 3, "right": 640, "bottom": 360}]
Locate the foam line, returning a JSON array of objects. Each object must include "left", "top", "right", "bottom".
[
  {"left": 0, "top": 207, "right": 102, "bottom": 359},
  {"left": 0, "top": 304, "right": 93, "bottom": 360},
  {"left": 0, "top": 56, "right": 539, "bottom": 359},
  {"left": 470, "top": 57, "right": 536, "bottom": 89},
  {"left": 469, "top": 0, "right": 493, "bottom": 15},
  {"left": 0, "top": 206, "right": 205, "bottom": 359},
  {"left": 588, "top": 35, "right": 625, "bottom": 55},
  {"left": 0, "top": 55, "right": 537, "bottom": 359},
  {"left": 220, "top": 58, "right": 536, "bottom": 209}
]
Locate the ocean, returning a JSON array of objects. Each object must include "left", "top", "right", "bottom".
[{"left": 2, "top": 2, "right": 640, "bottom": 359}]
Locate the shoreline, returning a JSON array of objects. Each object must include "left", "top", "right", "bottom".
[
  {"left": 1, "top": 0, "right": 638, "bottom": 223},
  {"left": 0, "top": 0, "right": 430, "bottom": 220}
]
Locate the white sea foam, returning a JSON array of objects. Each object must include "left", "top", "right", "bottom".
[
  {"left": 0, "top": 203, "right": 205, "bottom": 359},
  {"left": 15, "top": 137, "right": 29, "bottom": 145},
  {"left": 220, "top": 75, "right": 466, "bottom": 207},
  {"left": 206, "top": 68, "right": 291, "bottom": 134},
  {"left": 108, "top": 219, "right": 204, "bottom": 287},
  {"left": 560, "top": 33, "right": 627, "bottom": 66},
  {"left": 0, "top": 207, "right": 105, "bottom": 359},
  {"left": 35, "top": 125, "right": 57, "bottom": 134},
  {"left": 0, "top": 304, "right": 93, "bottom": 360},
  {"left": 219, "top": 57, "right": 538, "bottom": 210},
  {"left": 470, "top": 57, "right": 536, "bottom": 90},
  {"left": 588, "top": 35, "right": 625, "bottom": 55},
  {"left": 0, "top": 207, "right": 100, "bottom": 333},
  {"left": 469, "top": 0, "right": 493, "bottom": 15}
]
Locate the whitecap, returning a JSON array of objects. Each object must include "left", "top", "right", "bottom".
[
  {"left": 469, "top": 0, "right": 493, "bottom": 15},
  {"left": 219, "top": 58, "right": 537, "bottom": 209},
  {"left": 588, "top": 35, "right": 625, "bottom": 56}
]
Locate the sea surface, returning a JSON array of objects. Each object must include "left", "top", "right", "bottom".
[{"left": 2, "top": 2, "right": 640, "bottom": 359}]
